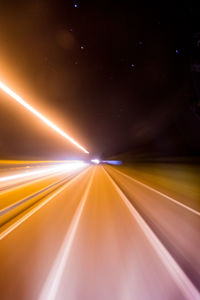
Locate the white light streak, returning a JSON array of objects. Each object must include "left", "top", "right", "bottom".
[
  {"left": 0, "top": 162, "right": 87, "bottom": 183},
  {"left": 91, "top": 159, "right": 100, "bottom": 164}
]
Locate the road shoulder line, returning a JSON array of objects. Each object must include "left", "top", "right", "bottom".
[
  {"left": 104, "top": 167, "right": 200, "bottom": 300},
  {"left": 109, "top": 166, "right": 200, "bottom": 216}
]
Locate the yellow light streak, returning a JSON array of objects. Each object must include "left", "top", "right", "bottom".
[{"left": 0, "top": 81, "right": 89, "bottom": 154}]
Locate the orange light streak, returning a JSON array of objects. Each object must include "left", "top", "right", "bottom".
[{"left": 0, "top": 80, "right": 89, "bottom": 154}]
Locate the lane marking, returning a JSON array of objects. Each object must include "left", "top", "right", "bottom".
[
  {"left": 104, "top": 168, "right": 200, "bottom": 300},
  {"left": 0, "top": 167, "right": 91, "bottom": 240},
  {"left": 0, "top": 174, "right": 73, "bottom": 216},
  {"left": 38, "top": 167, "right": 95, "bottom": 300},
  {"left": 108, "top": 166, "right": 200, "bottom": 216}
]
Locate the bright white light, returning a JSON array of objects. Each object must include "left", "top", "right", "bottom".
[
  {"left": 0, "top": 80, "right": 89, "bottom": 154},
  {"left": 91, "top": 159, "right": 100, "bottom": 164},
  {"left": 0, "top": 161, "right": 87, "bottom": 183}
]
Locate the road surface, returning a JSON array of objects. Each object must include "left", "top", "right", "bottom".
[{"left": 0, "top": 163, "right": 200, "bottom": 300}]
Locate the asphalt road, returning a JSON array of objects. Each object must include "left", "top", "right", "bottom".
[{"left": 0, "top": 163, "right": 200, "bottom": 300}]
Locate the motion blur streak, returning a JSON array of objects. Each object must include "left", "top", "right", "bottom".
[
  {"left": 0, "top": 163, "right": 200, "bottom": 300},
  {"left": 91, "top": 159, "right": 100, "bottom": 164},
  {"left": 38, "top": 168, "right": 95, "bottom": 300},
  {"left": 0, "top": 163, "right": 89, "bottom": 240},
  {"left": 111, "top": 167, "right": 200, "bottom": 216},
  {"left": 0, "top": 80, "right": 89, "bottom": 153},
  {"left": 104, "top": 168, "right": 200, "bottom": 300},
  {"left": 0, "top": 161, "right": 86, "bottom": 183},
  {"left": 103, "top": 160, "right": 122, "bottom": 165}
]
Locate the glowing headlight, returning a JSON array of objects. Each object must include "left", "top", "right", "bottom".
[{"left": 91, "top": 159, "right": 100, "bottom": 164}]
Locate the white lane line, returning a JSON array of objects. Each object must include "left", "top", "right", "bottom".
[
  {"left": 0, "top": 167, "right": 90, "bottom": 240},
  {"left": 108, "top": 167, "right": 200, "bottom": 216},
  {"left": 104, "top": 168, "right": 200, "bottom": 300},
  {"left": 0, "top": 174, "right": 72, "bottom": 215},
  {"left": 38, "top": 167, "right": 95, "bottom": 300}
]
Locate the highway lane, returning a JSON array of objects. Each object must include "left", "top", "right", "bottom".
[
  {"left": 0, "top": 165, "right": 92, "bottom": 300},
  {"left": 0, "top": 164, "right": 199, "bottom": 300}
]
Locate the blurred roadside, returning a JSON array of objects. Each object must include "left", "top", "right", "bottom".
[{"left": 109, "top": 154, "right": 200, "bottom": 211}]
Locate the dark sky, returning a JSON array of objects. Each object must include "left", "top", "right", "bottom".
[{"left": 0, "top": 0, "right": 200, "bottom": 159}]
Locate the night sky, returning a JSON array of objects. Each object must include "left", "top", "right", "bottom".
[{"left": 0, "top": 0, "right": 200, "bottom": 160}]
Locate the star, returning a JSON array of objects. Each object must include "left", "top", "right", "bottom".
[
  {"left": 74, "top": 4, "right": 78, "bottom": 8},
  {"left": 81, "top": 46, "right": 84, "bottom": 50},
  {"left": 175, "top": 49, "right": 179, "bottom": 54}
]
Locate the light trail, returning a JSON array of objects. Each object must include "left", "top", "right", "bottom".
[
  {"left": 91, "top": 158, "right": 100, "bottom": 164},
  {"left": 0, "top": 80, "right": 89, "bottom": 154},
  {"left": 1, "top": 165, "right": 200, "bottom": 298},
  {"left": 0, "top": 161, "right": 87, "bottom": 183},
  {"left": 0, "top": 166, "right": 91, "bottom": 240}
]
